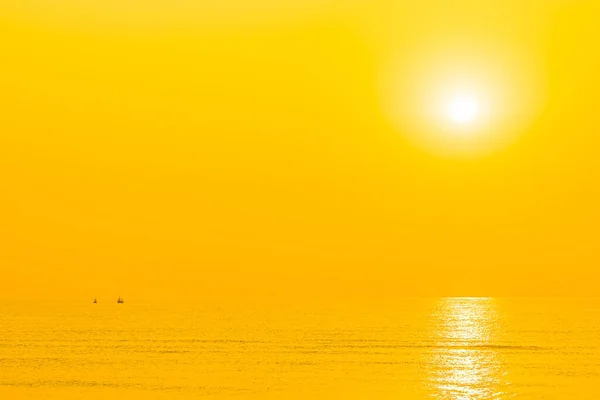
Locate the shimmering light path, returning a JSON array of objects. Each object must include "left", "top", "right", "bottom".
[{"left": 428, "top": 298, "right": 508, "bottom": 399}]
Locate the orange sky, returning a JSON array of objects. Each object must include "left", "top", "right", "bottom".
[{"left": 1, "top": 1, "right": 600, "bottom": 300}]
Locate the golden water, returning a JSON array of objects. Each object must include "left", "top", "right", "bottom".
[{"left": 1, "top": 298, "right": 599, "bottom": 399}]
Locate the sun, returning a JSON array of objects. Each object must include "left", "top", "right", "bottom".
[
  {"left": 447, "top": 96, "right": 479, "bottom": 124},
  {"left": 381, "top": 41, "right": 547, "bottom": 157}
]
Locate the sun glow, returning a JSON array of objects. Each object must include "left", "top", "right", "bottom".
[{"left": 382, "top": 41, "right": 546, "bottom": 157}]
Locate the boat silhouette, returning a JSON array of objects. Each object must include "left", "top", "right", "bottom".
[
  {"left": 93, "top": 297, "right": 97, "bottom": 304},
  {"left": 117, "top": 296, "right": 124, "bottom": 304}
]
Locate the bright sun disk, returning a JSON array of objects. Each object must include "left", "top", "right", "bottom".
[{"left": 448, "top": 96, "right": 479, "bottom": 124}]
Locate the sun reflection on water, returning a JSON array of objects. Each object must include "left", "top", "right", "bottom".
[{"left": 427, "top": 298, "right": 509, "bottom": 400}]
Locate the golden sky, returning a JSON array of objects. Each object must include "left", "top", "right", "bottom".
[{"left": 1, "top": 1, "right": 599, "bottom": 300}]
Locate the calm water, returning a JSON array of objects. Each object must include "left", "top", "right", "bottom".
[{"left": 1, "top": 298, "right": 600, "bottom": 399}]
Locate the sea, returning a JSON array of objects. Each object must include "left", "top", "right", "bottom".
[{"left": 1, "top": 298, "right": 599, "bottom": 399}]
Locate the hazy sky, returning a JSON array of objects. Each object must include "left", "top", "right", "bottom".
[{"left": 1, "top": 1, "right": 600, "bottom": 300}]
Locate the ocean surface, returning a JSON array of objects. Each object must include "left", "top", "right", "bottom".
[{"left": 1, "top": 298, "right": 599, "bottom": 399}]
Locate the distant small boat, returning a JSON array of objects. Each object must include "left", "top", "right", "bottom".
[
  {"left": 93, "top": 297, "right": 97, "bottom": 304},
  {"left": 117, "top": 296, "right": 124, "bottom": 304}
]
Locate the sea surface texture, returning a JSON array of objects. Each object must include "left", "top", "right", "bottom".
[{"left": 1, "top": 298, "right": 599, "bottom": 399}]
